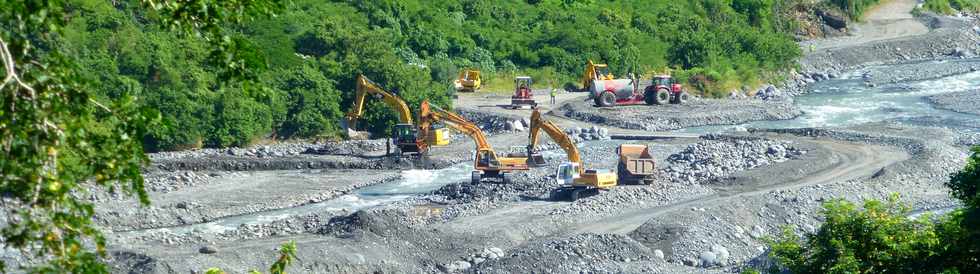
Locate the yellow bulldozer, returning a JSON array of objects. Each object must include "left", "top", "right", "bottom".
[
  {"left": 453, "top": 69, "right": 481, "bottom": 92},
  {"left": 419, "top": 100, "right": 528, "bottom": 184},
  {"left": 526, "top": 109, "right": 617, "bottom": 201},
  {"left": 343, "top": 75, "right": 450, "bottom": 158}
]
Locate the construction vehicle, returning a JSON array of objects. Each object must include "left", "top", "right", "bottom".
[
  {"left": 419, "top": 100, "right": 529, "bottom": 184},
  {"left": 527, "top": 109, "right": 617, "bottom": 201},
  {"left": 453, "top": 70, "right": 481, "bottom": 92},
  {"left": 617, "top": 144, "right": 657, "bottom": 185},
  {"left": 342, "top": 75, "right": 450, "bottom": 157},
  {"left": 590, "top": 73, "right": 690, "bottom": 107},
  {"left": 581, "top": 59, "right": 615, "bottom": 92},
  {"left": 510, "top": 76, "right": 537, "bottom": 109}
]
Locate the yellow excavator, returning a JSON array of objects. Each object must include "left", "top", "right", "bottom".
[
  {"left": 343, "top": 75, "right": 449, "bottom": 157},
  {"left": 527, "top": 109, "right": 617, "bottom": 201},
  {"left": 419, "top": 100, "right": 528, "bottom": 184},
  {"left": 581, "top": 59, "right": 614, "bottom": 91}
]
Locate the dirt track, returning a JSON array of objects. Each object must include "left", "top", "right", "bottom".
[{"left": 806, "top": 0, "right": 929, "bottom": 51}]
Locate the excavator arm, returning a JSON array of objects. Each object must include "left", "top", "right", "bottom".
[
  {"left": 528, "top": 109, "right": 582, "bottom": 173},
  {"left": 344, "top": 75, "right": 414, "bottom": 134},
  {"left": 419, "top": 101, "right": 528, "bottom": 178},
  {"left": 420, "top": 101, "right": 491, "bottom": 151}
]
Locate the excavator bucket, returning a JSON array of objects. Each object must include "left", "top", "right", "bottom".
[{"left": 340, "top": 117, "right": 370, "bottom": 140}]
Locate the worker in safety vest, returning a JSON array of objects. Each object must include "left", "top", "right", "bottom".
[{"left": 549, "top": 83, "right": 557, "bottom": 104}]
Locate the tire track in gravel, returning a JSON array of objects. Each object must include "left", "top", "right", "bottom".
[{"left": 571, "top": 139, "right": 909, "bottom": 235}]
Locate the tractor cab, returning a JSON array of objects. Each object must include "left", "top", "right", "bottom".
[
  {"left": 516, "top": 77, "right": 532, "bottom": 97},
  {"left": 653, "top": 75, "right": 682, "bottom": 93}
]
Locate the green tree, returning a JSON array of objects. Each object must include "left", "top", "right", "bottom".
[{"left": 0, "top": 0, "right": 283, "bottom": 271}]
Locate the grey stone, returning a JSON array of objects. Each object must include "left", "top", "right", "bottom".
[
  {"left": 653, "top": 249, "right": 665, "bottom": 260},
  {"left": 711, "top": 244, "right": 730, "bottom": 264},
  {"left": 445, "top": 260, "right": 471, "bottom": 272},
  {"left": 699, "top": 251, "right": 718, "bottom": 267},
  {"left": 199, "top": 246, "right": 217, "bottom": 254}
]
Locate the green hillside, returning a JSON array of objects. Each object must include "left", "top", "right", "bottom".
[{"left": 61, "top": 0, "right": 801, "bottom": 150}]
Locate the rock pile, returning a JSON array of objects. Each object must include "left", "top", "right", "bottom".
[
  {"left": 754, "top": 85, "right": 784, "bottom": 101},
  {"left": 665, "top": 136, "right": 805, "bottom": 184},
  {"left": 565, "top": 126, "right": 611, "bottom": 142},
  {"left": 306, "top": 140, "right": 385, "bottom": 156}
]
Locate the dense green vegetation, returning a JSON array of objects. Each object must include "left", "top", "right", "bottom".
[
  {"left": 922, "top": 0, "right": 980, "bottom": 14},
  {"left": 768, "top": 146, "right": 980, "bottom": 273},
  {"left": 58, "top": 0, "right": 801, "bottom": 150},
  {"left": 1, "top": 0, "right": 291, "bottom": 272}
]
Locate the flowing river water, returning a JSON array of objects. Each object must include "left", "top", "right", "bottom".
[{"left": 129, "top": 61, "right": 980, "bottom": 236}]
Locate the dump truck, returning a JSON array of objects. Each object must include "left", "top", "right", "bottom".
[
  {"left": 616, "top": 144, "right": 657, "bottom": 185},
  {"left": 454, "top": 70, "right": 481, "bottom": 92},
  {"left": 511, "top": 76, "right": 537, "bottom": 109},
  {"left": 526, "top": 109, "right": 617, "bottom": 201}
]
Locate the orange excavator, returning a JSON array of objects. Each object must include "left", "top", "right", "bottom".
[{"left": 419, "top": 100, "right": 529, "bottom": 184}]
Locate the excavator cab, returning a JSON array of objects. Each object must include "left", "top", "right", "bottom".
[
  {"left": 556, "top": 162, "right": 581, "bottom": 185},
  {"left": 391, "top": 123, "right": 420, "bottom": 154}
]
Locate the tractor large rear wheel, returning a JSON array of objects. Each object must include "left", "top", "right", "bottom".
[
  {"left": 674, "top": 91, "right": 690, "bottom": 104},
  {"left": 596, "top": 92, "right": 616, "bottom": 107},
  {"left": 643, "top": 87, "right": 657, "bottom": 105},
  {"left": 654, "top": 88, "right": 670, "bottom": 105}
]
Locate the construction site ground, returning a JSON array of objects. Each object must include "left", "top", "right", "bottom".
[{"left": 46, "top": 2, "right": 980, "bottom": 273}]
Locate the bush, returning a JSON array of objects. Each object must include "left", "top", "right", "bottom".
[{"left": 768, "top": 146, "right": 980, "bottom": 273}]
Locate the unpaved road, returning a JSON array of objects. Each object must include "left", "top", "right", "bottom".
[
  {"left": 438, "top": 136, "right": 906, "bottom": 240},
  {"left": 573, "top": 140, "right": 908, "bottom": 235},
  {"left": 807, "top": 0, "right": 929, "bottom": 50}
]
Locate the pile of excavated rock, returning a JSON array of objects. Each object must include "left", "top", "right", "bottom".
[
  {"left": 306, "top": 139, "right": 386, "bottom": 156},
  {"left": 565, "top": 126, "right": 611, "bottom": 142},
  {"left": 665, "top": 136, "right": 805, "bottom": 184}
]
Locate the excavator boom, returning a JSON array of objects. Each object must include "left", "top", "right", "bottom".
[
  {"left": 344, "top": 75, "right": 414, "bottom": 132},
  {"left": 528, "top": 109, "right": 582, "bottom": 173},
  {"left": 528, "top": 109, "right": 617, "bottom": 196},
  {"left": 420, "top": 100, "right": 527, "bottom": 184}
]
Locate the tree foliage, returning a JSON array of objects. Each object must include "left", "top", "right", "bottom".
[
  {"left": 769, "top": 146, "right": 980, "bottom": 273},
  {"left": 56, "top": 0, "right": 801, "bottom": 151},
  {"left": 0, "top": 0, "right": 282, "bottom": 272}
]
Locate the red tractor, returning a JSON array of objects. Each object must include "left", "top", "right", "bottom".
[
  {"left": 591, "top": 74, "right": 690, "bottom": 107},
  {"left": 510, "top": 76, "right": 538, "bottom": 109}
]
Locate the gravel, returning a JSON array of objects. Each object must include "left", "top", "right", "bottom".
[
  {"left": 928, "top": 89, "right": 980, "bottom": 115},
  {"left": 558, "top": 98, "right": 802, "bottom": 131}
]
